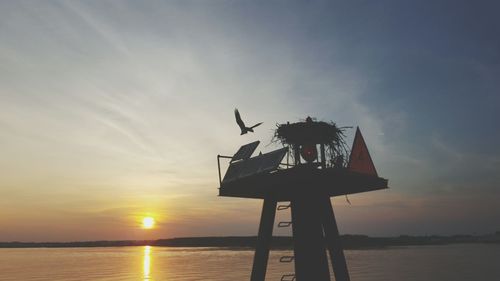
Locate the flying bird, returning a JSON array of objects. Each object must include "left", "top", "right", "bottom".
[{"left": 234, "top": 109, "right": 263, "bottom": 135}]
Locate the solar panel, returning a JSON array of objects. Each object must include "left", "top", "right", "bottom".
[
  {"left": 223, "top": 147, "right": 288, "bottom": 183},
  {"left": 231, "top": 141, "right": 260, "bottom": 163},
  {"left": 258, "top": 147, "right": 288, "bottom": 173}
]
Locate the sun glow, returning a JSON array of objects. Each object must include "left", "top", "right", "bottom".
[{"left": 142, "top": 217, "right": 155, "bottom": 229}]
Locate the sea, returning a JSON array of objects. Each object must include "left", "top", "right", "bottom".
[{"left": 0, "top": 244, "right": 499, "bottom": 280}]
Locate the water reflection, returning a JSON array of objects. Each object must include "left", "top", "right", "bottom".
[{"left": 143, "top": 246, "right": 151, "bottom": 280}]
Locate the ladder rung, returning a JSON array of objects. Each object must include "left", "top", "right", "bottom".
[
  {"left": 277, "top": 204, "right": 290, "bottom": 210},
  {"left": 278, "top": 221, "right": 292, "bottom": 227},
  {"left": 280, "top": 256, "right": 294, "bottom": 263},
  {"left": 281, "top": 274, "right": 296, "bottom": 281}
]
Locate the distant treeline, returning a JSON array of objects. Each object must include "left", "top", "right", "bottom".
[{"left": 1, "top": 233, "right": 499, "bottom": 249}]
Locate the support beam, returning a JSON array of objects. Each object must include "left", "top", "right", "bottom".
[
  {"left": 250, "top": 198, "right": 277, "bottom": 281},
  {"left": 291, "top": 196, "right": 331, "bottom": 281},
  {"left": 320, "top": 197, "right": 351, "bottom": 281},
  {"left": 320, "top": 144, "right": 326, "bottom": 169}
]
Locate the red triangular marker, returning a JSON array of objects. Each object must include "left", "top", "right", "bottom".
[{"left": 347, "top": 127, "right": 378, "bottom": 176}]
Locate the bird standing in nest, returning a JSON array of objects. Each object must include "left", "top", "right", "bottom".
[{"left": 234, "top": 108, "right": 263, "bottom": 135}]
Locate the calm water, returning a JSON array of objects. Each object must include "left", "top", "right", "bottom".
[{"left": 0, "top": 244, "right": 499, "bottom": 280}]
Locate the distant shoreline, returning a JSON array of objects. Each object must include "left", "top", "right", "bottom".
[{"left": 1, "top": 233, "right": 499, "bottom": 249}]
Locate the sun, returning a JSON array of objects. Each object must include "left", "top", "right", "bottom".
[{"left": 142, "top": 217, "right": 155, "bottom": 229}]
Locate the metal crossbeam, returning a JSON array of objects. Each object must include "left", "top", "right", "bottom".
[
  {"left": 277, "top": 204, "right": 290, "bottom": 210},
  {"left": 277, "top": 221, "right": 292, "bottom": 228},
  {"left": 281, "top": 274, "right": 296, "bottom": 281},
  {"left": 279, "top": 256, "right": 294, "bottom": 263}
]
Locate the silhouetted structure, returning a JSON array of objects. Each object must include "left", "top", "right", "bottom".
[{"left": 217, "top": 117, "right": 388, "bottom": 281}]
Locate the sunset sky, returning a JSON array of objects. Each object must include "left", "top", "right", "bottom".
[{"left": 1, "top": 1, "right": 499, "bottom": 242}]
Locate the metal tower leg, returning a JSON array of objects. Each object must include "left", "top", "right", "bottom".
[
  {"left": 250, "top": 198, "right": 277, "bottom": 281},
  {"left": 320, "top": 197, "right": 351, "bottom": 281},
  {"left": 291, "top": 196, "right": 331, "bottom": 281}
]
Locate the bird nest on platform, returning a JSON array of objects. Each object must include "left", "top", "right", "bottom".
[{"left": 274, "top": 117, "right": 351, "bottom": 165}]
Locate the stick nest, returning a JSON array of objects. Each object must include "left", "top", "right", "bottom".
[
  {"left": 274, "top": 120, "right": 347, "bottom": 145},
  {"left": 273, "top": 118, "right": 351, "bottom": 166}
]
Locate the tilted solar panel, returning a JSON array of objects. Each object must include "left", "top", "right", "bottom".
[
  {"left": 231, "top": 141, "right": 260, "bottom": 163},
  {"left": 258, "top": 147, "right": 288, "bottom": 173},
  {"left": 223, "top": 147, "right": 288, "bottom": 183}
]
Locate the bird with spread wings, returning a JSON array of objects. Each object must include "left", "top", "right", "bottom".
[{"left": 234, "top": 109, "right": 263, "bottom": 135}]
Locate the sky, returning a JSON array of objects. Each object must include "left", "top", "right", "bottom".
[{"left": 0, "top": 0, "right": 499, "bottom": 242}]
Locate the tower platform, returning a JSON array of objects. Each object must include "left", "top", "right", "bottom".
[
  {"left": 217, "top": 119, "right": 389, "bottom": 281},
  {"left": 219, "top": 165, "right": 388, "bottom": 201}
]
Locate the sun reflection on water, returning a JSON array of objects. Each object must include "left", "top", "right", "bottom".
[{"left": 143, "top": 246, "right": 151, "bottom": 280}]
